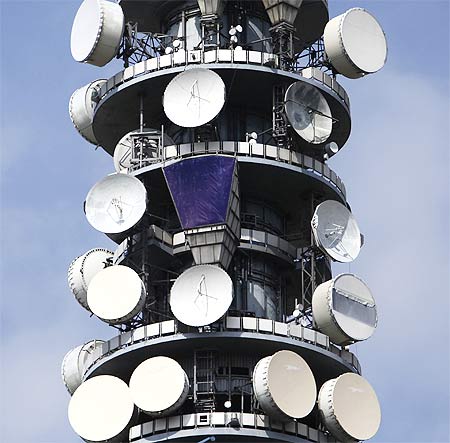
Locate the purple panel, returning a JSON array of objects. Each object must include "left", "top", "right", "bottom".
[{"left": 164, "top": 156, "right": 236, "bottom": 230}]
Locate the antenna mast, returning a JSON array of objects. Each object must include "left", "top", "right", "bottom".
[{"left": 63, "top": 1, "right": 388, "bottom": 441}]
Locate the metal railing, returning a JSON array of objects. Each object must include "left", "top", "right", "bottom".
[
  {"left": 153, "top": 141, "right": 346, "bottom": 199},
  {"left": 96, "top": 49, "right": 349, "bottom": 110},
  {"left": 129, "top": 411, "right": 336, "bottom": 442},
  {"left": 114, "top": 226, "right": 298, "bottom": 267},
  {"left": 82, "top": 317, "right": 361, "bottom": 377}
]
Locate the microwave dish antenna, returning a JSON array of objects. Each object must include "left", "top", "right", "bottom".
[
  {"left": 318, "top": 373, "right": 381, "bottom": 441},
  {"left": 61, "top": 340, "right": 105, "bottom": 395},
  {"left": 129, "top": 356, "right": 189, "bottom": 416},
  {"left": 311, "top": 200, "right": 361, "bottom": 263},
  {"left": 85, "top": 173, "right": 147, "bottom": 234},
  {"left": 68, "top": 375, "right": 135, "bottom": 442},
  {"left": 87, "top": 265, "right": 146, "bottom": 324},
  {"left": 68, "top": 248, "right": 113, "bottom": 311},
  {"left": 70, "top": 0, "right": 125, "bottom": 67},
  {"left": 312, "top": 273, "right": 377, "bottom": 345},
  {"left": 253, "top": 350, "right": 316, "bottom": 421},
  {"left": 163, "top": 68, "right": 226, "bottom": 128},
  {"left": 69, "top": 79, "right": 106, "bottom": 145},
  {"left": 113, "top": 129, "right": 174, "bottom": 172},
  {"left": 170, "top": 265, "right": 233, "bottom": 327},
  {"left": 284, "top": 82, "right": 333, "bottom": 144},
  {"left": 324, "top": 8, "right": 387, "bottom": 79}
]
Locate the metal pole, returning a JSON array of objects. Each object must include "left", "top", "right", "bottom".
[{"left": 139, "top": 94, "right": 144, "bottom": 168}]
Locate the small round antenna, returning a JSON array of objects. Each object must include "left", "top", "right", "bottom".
[
  {"left": 284, "top": 82, "right": 332, "bottom": 144},
  {"left": 129, "top": 356, "right": 189, "bottom": 416},
  {"left": 61, "top": 340, "right": 104, "bottom": 395},
  {"left": 311, "top": 200, "right": 361, "bottom": 263},
  {"left": 312, "top": 273, "right": 377, "bottom": 345},
  {"left": 325, "top": 141, "right": 339, "bottom": 156},
  {"left": 170, "top": 265, "right": 233, "bottom": 327},
  {"left": 69, "top": 79, "right": 106, "bottom": 145},
  {"left": 318, "top": 373, "right": 381, "bottom": 441},
  {"left": 87, "top": 265, "right": 146, "bottom": 324},
  {"left": 324, "top": 8, "right": 387, "bottom": 79},
  {"left": 163, "top": 68, "right": 226, "bottom": 128},
  {"left": 68, "top": 248, "right": 113, "bottom": 311},
  {"left": 85, "top": 174, "right": 147, "bottom": 234},
  {"left": 68, "top": 375, "right": 135, "bottom": 442},
  {"left": 71, "top": 0, "right": 125, "bottom": 67},
  {"left": 253, "top": 350, "right": 316, "bottom": 421}
]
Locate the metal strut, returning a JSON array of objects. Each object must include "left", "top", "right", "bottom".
[{"left": 272, "top": 84, "right": 289, "bottom": 148}]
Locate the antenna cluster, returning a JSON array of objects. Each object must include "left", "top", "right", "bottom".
[{"left": 63, "top": 1, "right": 388, "bottom": 441}]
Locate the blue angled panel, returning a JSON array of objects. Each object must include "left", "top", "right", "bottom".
[{"left": 163, "top": 156, "right": 236, "bottom": 230}]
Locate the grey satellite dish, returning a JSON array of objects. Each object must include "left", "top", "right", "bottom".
[
  {"left": 324, "top": 8, "right": 387, "bottom": 79},
  {"left": 163, "top": 68, "right": 226, "bottom": 128},
  {"left": 69, "top": 79, "right": 106, "bottom": 145},
  {"left": 113, "top": 129, "right": 174, "bottom": 172},
  {"left": 318, "top": 373, "right": 381, "bottom": 441},
  {"left": 311, "top": 200, "right": 361, "bottom": 263},
  {"left": 170, "top": 265, "right": 233, "bottom": 327},
  {"left": 71, "top": 0, "right": 125, "bottom": 67},
  {"left": 61, "top": 340, "right": 104, "bottom": 395},
  {"left": 68, "top": 375, "right": 135, "bottom": 442},
  {"left": 129, "top": 356, "right": 189, "bottom": 416},
  {"left": 68, "top": 248, "right": 113, "bottom": 311},
  {"left": 85, "top": 173, "right": 147, "bottom": 234},
  {"left": 285, "top": 82, "right": 332, "bottom": 144},
  {"left": 87, "top": 265, "right": 146, "bottom": 324},
  {"left": 253, "top": 350, "right": 316, "bottom": 421},
  {"left": 312, "top": 274, "right": 377, "bottom": 345}
]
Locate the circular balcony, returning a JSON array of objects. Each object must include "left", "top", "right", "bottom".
[
  {"left": 129, "top": 411, "right": 337, "bottom": 443},
  {"left": 83, "top": 317, "right": 361, "bottom": 383},
  {"left": 91, "top": 50, "right": 350, "bottom": 154}
]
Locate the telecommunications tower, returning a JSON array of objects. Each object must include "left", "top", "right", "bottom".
[{"left": 62, "top": 1, "right": 387, "bottom": 442}]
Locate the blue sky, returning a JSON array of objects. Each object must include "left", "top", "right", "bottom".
[{"left": 0, "top": 1, "right": 449, "bottom": 442}]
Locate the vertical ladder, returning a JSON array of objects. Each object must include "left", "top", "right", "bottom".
[
  {"left": 193, "top": 350, "right": 217, "bottom": 413},
  {"left": 272, "top": 84, "right": 288, "bottom": 148}
]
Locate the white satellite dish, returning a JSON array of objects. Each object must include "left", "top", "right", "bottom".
[
  {"left": 311, "top": 200, "right": 361, "bottom": 263},
  {"left": 87, "top": 265, "right": 146, "bottom": 324},
  {"left": 253, "top": 350, "right": 316, "bottom": 421},
  {"left": 285, "top": 82, "right": 332, "bottom": 144},
  {"left": 163, "top": 68, "right": 226, "bottom": 128},
  {"left": 324, "top": 8, "right": 387, "bottom": 79},
  {"left": 68, "top": 375, "right": 135, "bottom": 442},
  {"left": 113, "top": 129, "right": 174, "bottom": 172},
  {"left": 85, "top": 173, "right": 147, "bottom": 234},
  {"left": 61, "top": 340, "right": 105, "bottom": 395},
  {"left": 129, "top": 356, "right": 189, "bottom": 416},
  {"left": 170, "top": 265, "right": 233, "bottom": 327},
  {"left": 70, "top": 0, "right": 125, "bottom": 67},
  {"left": 318, "top": 373, "right": 381, "bottom": 441},
  {"left": 69, "top": 79, "right": 106, "bottom": 145},
  {"left": 68, "top": 248, "right": 113, "bottom": 311},
  {"left": 312, "top": 274, "right": 377, "bottom": 345}
]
